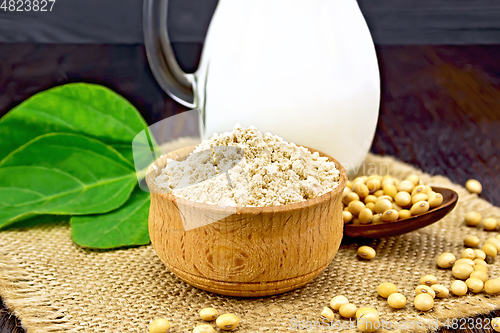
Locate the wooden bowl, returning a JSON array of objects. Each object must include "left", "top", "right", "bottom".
[{"left": 145, "top": 145, "right": 347, "bottom": 297}]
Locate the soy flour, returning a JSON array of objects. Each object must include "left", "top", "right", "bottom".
[{"left": 154, "top": 124, "right": 340, "bottom": 207}]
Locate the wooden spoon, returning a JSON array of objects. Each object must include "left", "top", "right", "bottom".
[{"left": 343, "top": 187, "right": 458, "bottom": 238}]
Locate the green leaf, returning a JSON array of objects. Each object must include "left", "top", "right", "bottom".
[
  {"left": 0, "top": 133, "right": 137, "bottom": 228},
  {"left": 0, "top": 214, "right": 70, "bottom": 230},
  {"left": 0, "top": 83, "right": 148, "bottom": 163},
  {"left": 71, "top": 188, "right": 150, "bottom": 249}
]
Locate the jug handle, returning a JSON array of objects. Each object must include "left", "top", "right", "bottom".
[{"left": 143, "top": 0, "right": 196, "bottom": 108}]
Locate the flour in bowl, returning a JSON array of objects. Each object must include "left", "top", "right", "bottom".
[{"left": 154, "top": 124, "right": 340, "bottom": 207}]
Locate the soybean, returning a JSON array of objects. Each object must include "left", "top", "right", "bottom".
[
  {"left": 492, "top": 318, "right": 500, "bottom": 333},
  {"left": 348, "top": 200, "right": 365, "bottom": 216},
  {"left": 392, "top": 202, "right": 403, "bottom": 212},
  {"left": 428, "top": 192, "right": 443, "bottom": 208},
  {"left": 368, "top": 175, "right": 383, "bottom": 181},
  {"left": 353, "top": 176, "right": 367, "bottom": 184},
  {"left": 406, "top": 174, "right": 420, "bottom": 185},
  {"left": 381, "top": 209, "right": 399, "bottom": 222},
  {"left": 415, "top": 285, "right": 436, "bottom": 298},
  {"left": 461, "top": 248, "right": 476, "bottom": 260},
  {"left": 320, "top": 307, "right": 335, "bottom": 321},
  {"left": 465, "top": 179, "right": 482, "bottom": 194},
  {"left": 474, "top": 249, "right": 487, "bottom": 260},
  {"left": 411, "top": 185, "right": 428, "bottom": 196},
  {"left": 485, "top": 238, "right": 500, "bottom": 251},
  {"left": 464, "top": 211, "right": 482, "bottom": 227},
  {"left": 466, "top": 277, "right": 484, "bottom": 293},
  {"left": 200, "top": 308, "right": 219, "bottom": 321},
  {"left": 354, "top": 183, "right": 370, "bottom": 198},
  {"left": 330, "top": 295, "right": 349, "bottom": 311},
  {"left": 419, "top": 275, "right": 438, "bottom": 286},
  {"left": 342, "top": 211, "right": 353, "bottom": 223},
  {"left": 359, "top": 208, "right": 373, "bottom": 224},
  {"left": 452, "top": 264, "right": 474, "bottom": 280},
  {"left": 364, "top": 195, "right": 378, "bottom": 204},
  {"left": 431, "top": 284, "right": 449, "bottom": 298},
  {"left": 483, "top": 218, "right": 498, "bottom": 231},
  {"left": 412, "top": 193, "right": 428, "bottom": 205},
  {"left": 398, "top": 180, "right": 415, "bottom": 193},
  {"left": 483, "top": 243, "right": 498, "bottom": 258},
  {"left": 454, "top": 258, "right": 475, "bottom": 266},
  {"left": 387, "top": 293, "right": 406, "bottom": 309},
  {"left": 410, "top": 201, "right": 430, "bottom": 215},
  {"left": 383, "top": 184, "right": 398, "bottom": 198},
  {"left": 343, "top": 191, "right": 360, "bottom": 206},
  {"left": 464, "top": 235, "right": 480, "bottom": 248},
  {"left": 357, "top": 246, "right": 376, "bottom": 260},
  {"left": 414, "top": 293, "right": 434, "bottom": 311},
  {"left": 372, "top": 213, "right": 383, "bottom": 224},
  {"left": 376, "top": 195, "right": 393, "bottom": 203},
  {"left": 395, "top": 191, "right": 411, "bottom": 207},
  {"left": 374, "top": 199, "right": 392, "bottom": 214},
  {"left": 474, "top": 265, "right": 488, "bottom": 273},
  {"left": 357, "top": 312, "right": 379, "bottom": 333},
  {"left": 216, "top": 314, "right": 240, "bottom": 331},
  {"left": 470, "top": 270, "right": 489, "bottom": 283},
  {"left": 355, "top": 307, "right": 378, "bottom": 319},
  {"left": 450, "top": 280, "right": 468, "bottom": 296},
  {"left": 485, "top": 278, "right": 500, "bottom": 294},
  {"left": 437, "top": 252, "right": 456, "bottom": 269},
  {"left": 366, "top": 179, "right": 381, "bottom": 193},
  {"left": 339, "top": 303, "right": 357, "bottom": 318},
  {"left": 149, "top": 319, "right": 171, "bottom": 333},
  {"left": 399, "top": 209, "right": 412, "bottom": 219},
  {"left": 378, "top": 282, "right": 398, "bottom": 298},
  {"left": 474, "top": 259, "right": 487, "bottom": 266}
]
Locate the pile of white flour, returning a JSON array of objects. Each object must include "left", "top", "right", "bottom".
[{"left": 154, "top": 125, "right": 340, "bottom": 207}]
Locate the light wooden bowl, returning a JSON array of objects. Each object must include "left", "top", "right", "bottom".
[{"left": 145, "top": 145, "right": 347, "bottom": 297}]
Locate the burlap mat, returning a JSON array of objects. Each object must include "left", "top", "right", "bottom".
[{"left": 2, "top": 148, "right": 500, "bottom": 333}]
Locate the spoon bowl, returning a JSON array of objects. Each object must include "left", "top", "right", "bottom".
[{"left": 344, "top": 187, "right": 458, "bottom": 238}]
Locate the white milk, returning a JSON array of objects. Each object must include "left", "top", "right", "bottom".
[{"left": 194, "top": 0, "right": 380, "bottom": 171}]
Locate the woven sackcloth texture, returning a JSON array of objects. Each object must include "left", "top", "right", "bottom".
[{"left": 1, "top": 148, "right": 500, "bottom": 333}]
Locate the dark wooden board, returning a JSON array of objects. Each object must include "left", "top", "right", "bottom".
[{"left": 0, "top": 43, "right": 499, "bottom": 332}]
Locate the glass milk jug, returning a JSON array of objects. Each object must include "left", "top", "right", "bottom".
[{"left": 144, "top": 0, "right": 380, "bottom": 171}]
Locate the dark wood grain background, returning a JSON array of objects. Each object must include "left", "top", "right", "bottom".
[
  {"left": 2, "top": 0, "right": 500, "bottom": 45},
  {"left": 0, "top": 43, "right": 499, "bottom": 332}
]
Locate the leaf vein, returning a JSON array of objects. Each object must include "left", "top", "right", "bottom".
[
  {"left": 3, "top": 171, "right": 134, "bottom": 209},
  {"left": 51, "top": 93, "right": 139, "bottom": 136},
  {"left": 86, "top": 197, "right": 150, "bottom": 242},
  {"left": 19, "top": 107, "right": 79, "bottom": 131}
]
